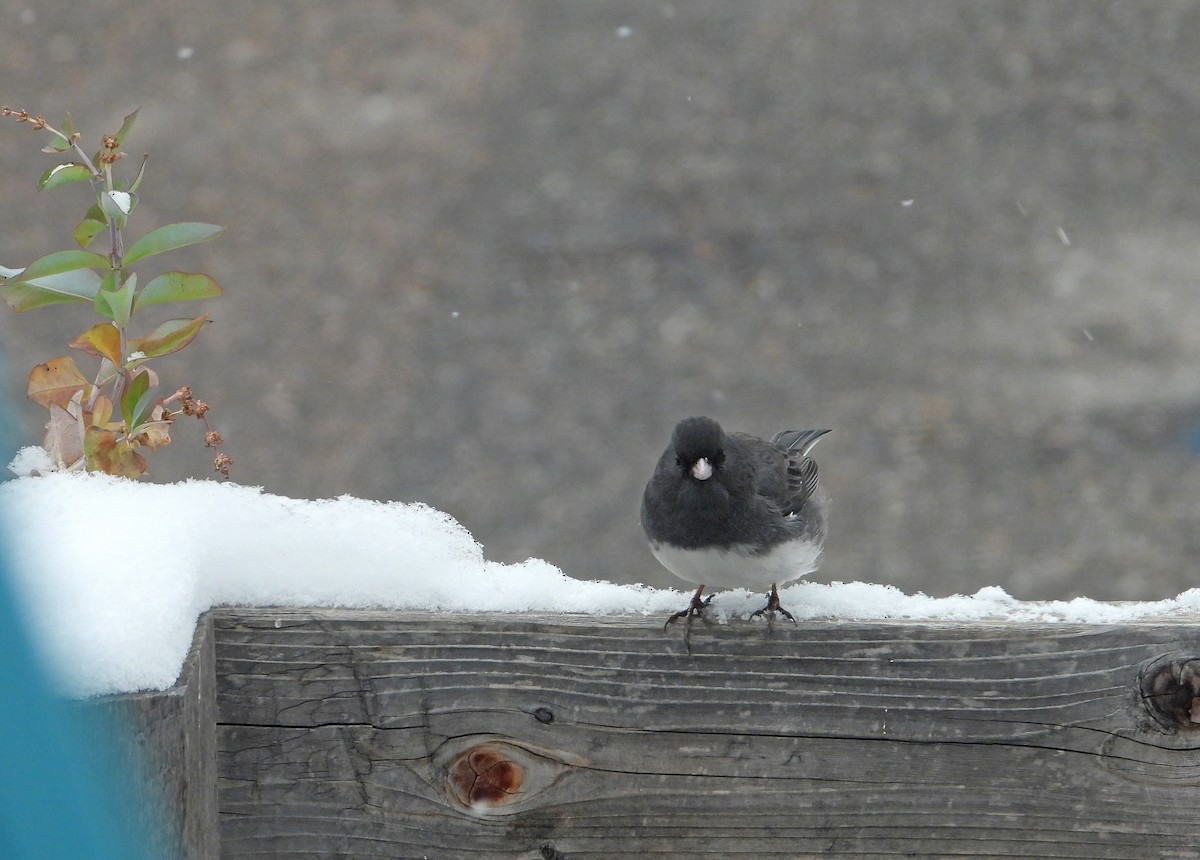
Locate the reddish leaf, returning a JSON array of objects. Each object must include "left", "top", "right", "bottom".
[
  {"left": 83, "top": 426, "right": 147, "bottom": 478},
  {"left": 87, "top": 394, "right": 116, "bottom": 429},
  {"left": 70, "top": 322, "right": 123, "bottom": 365}
]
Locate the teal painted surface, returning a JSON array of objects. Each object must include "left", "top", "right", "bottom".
[{"left": 0, "top": 358, "right": 160, "bottom": 860}]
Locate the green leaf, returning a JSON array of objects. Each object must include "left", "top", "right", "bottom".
[
  {"left": 37, "top": 163, "right": 91, "bottom": 191},
  {"left": 121, "top": 368, "right": 152, "bottom": 428},
  {"left": 123, "top": 222, "right": 223, "bottom": 265},
  {"left": 74, "top": 216, "right": 108, "bottom": 249},
  {"left": 135, "top": 272, "right": 223, "bottom": 312},
  {"left": 94, "top": 272, "right": 137, "bottom": 327},
  {"left": 11, "top": 249, "right": 110, "bottom": 283},
  {"left": 113, "top": 107, "right": 140, "bottom": 148},
  {"left": 2, "top": 268, "right": 103, "bottom": 312},
  {"left": 129, "top": 385, "right": 159, "bottom": 434},
  {"left": 103, "top": 272, "right": 136, "bottom": 328},
  {"left": 127, "top": 154, "right": 150, "bottom": 193},
  {"left": 74, "top": 202, "right": 109, "bottom": 249},
  {"left": 62, "top": 112, "right": 76, "bottom": 140},
  {"left": 129, "top": 314, "right": 210, "bottom": 359},
  {"left": 93, "top": 271, "right": 118, "bottom": 320}
]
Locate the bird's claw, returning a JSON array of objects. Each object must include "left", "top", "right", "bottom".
[
  {"left": 664, "top": 591, "right": 712, "bottom": 628},
  {"left": 750, "top": 584, "right": 797, "bottom": 626},
  {"left": 665, "top": 588, "right": 713, "bottom": 653}
]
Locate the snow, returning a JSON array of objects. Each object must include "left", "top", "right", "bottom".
[
  {"left": 4, "top": 452, "right": 1200, "bottom": 698},
  {"left": 7, "top": 446, "right": 55, "bottom": 477}
]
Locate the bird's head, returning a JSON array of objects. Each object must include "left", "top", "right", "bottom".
[{"left": 671, "top": 416, "right": 726, "bottom": 482}]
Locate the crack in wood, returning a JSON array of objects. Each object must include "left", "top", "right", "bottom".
[{"left": 212, "top": 611, "right": 1200, "bottom": 857}]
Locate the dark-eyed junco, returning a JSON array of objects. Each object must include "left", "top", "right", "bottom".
[{"left": 641, "top": 416, "right": 831, "bottom": 645}]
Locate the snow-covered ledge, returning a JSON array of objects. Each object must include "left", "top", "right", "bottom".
[{"left": 5, "top": 471, "right": 1200, "bottom": 857}]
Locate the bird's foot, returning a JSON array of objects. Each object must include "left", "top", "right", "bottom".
[
  {"left": 664, "top": 588, "right": 713, "bottom": 626},
  {"left": 665, "top": 585, "right": 713, "bottom": 653},
  {"left": 750, "top": 583, "right": 797, "bottom": 626}
]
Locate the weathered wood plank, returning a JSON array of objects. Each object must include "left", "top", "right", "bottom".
[
  {"left": 85, "top": 611, "right": 218, "bottom": 860},
  {"left": 214, "top": 609, "right": 1200, "bottom": 859}
]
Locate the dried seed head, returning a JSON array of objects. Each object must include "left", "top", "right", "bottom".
[
  {"left": 183, "top": 398, "right": 210, "bottom": 417},
  {"left": 204, "top": 430, "right": 224, "bottom": 448},
  {"left": 4, "top": 107, "right": 32, "bottom": 123},
  {"left": 213, "top": 453, "right": 233, "bottom": 478}
]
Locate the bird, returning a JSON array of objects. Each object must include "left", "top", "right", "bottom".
[{"left": 641, "top": 416, "right": 831, "bottom": 647}]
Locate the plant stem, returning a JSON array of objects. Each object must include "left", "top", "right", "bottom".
[
  {"left": 85, "top": 366, "right": 103, "bottom": 412},
  {"left": 35, "top": 119, "right": 102, "bottom": 181},
  {"left": 69, "top": 139, "right": 102, "bottom": 180}
]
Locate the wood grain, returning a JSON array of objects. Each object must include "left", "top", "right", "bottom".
[
  {"left": 86, "top": 611, "right": 218, "bottom": 860},
  {"left": 214, "top": 609, "right": 1200, "bottom": 859}
]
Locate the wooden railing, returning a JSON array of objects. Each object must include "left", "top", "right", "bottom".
[{"left": 102, "top": 608, "right": 1200, "bottom": 859}]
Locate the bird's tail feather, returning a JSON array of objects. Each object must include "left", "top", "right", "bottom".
[{"left": 770, "top": 428, "right": 832, "bottom": 458}]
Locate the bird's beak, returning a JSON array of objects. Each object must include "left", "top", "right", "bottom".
[{"left": 691, "top": 458, "right": 714, "bottom": 480}]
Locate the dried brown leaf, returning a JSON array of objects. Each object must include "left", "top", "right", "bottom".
[
  {"left": 27, "top": 355, "right": 89, "bottom": 409},
  {"left": 43, "top": 402, "right": 84, "bottom": 469},
  {"left": 83, "top": 426, "right": 147, "bottom": 478}
]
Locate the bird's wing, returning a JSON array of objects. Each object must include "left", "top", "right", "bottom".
[
  {"left": 770, "top": 428, "right": 831, "bottom": 516},
  {"left": 783, "top": 457, "right": 819, "bottom": 515}
]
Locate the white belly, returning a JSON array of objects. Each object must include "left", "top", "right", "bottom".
[{"left": 648, "top": 539, "right": 822, "bottom": 591}]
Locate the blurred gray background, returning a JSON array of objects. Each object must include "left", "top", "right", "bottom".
[{"left": 3, "top": 1, "right": 1199, "bottom": 601}]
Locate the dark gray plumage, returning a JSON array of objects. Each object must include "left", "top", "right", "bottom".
[{"left": 641, "top": 416, "right": 831, "bottom": 630}]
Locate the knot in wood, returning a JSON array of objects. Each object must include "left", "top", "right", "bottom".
[
  {"left": 1140, "top": 656, "right": 1200, "bottom": 731},
  {"left": 448, "top": 742, "right": 527, "bottom": 808}
]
